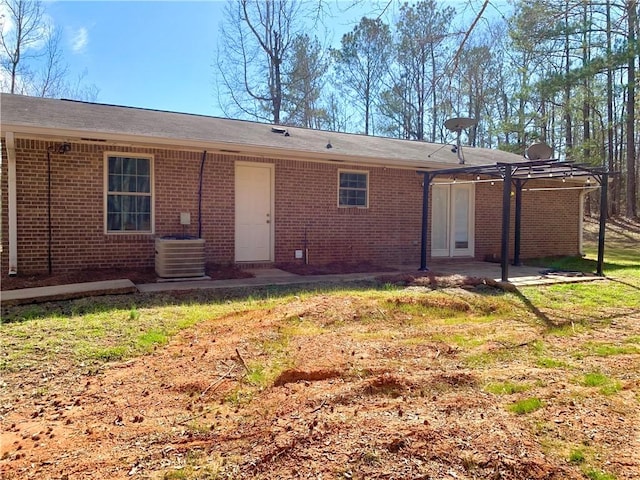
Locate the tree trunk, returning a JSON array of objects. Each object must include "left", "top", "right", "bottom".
[
  {"left": 564, "top": 1, "right": 573, "bottom": 154},
  {"left": 626, "top": 0, "right": 637, "bottom": 217},
  {"left": 582, "top": 2, "right": 591, "bottom": 163},
  {"left": 606, "top": 0, "right": 618, "bottom": 215}
]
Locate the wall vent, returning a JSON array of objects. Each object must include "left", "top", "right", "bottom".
[{"left": 155, "top": 237, "right": 205, "bottom": 278}]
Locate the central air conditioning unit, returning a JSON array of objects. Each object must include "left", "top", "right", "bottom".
[{"left": 155, "top": 237, "right": 206, "bottom": 278}]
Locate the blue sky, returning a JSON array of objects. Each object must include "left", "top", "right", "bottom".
[
  {"left": 46, "top": 0, "right": 382, "bottom": 117},
  {"left": 48, "top": 1, "right": 235, "bottom": 116}
]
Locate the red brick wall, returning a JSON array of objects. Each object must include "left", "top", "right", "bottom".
[
  {"left": 273, "top": 160, "right": 423, "bottom": 265},
  {"left": 0, "top": 137, "right": 582, "bottom": 276},
  {"left": 474, "top": 180, "right": 582, "bottom": 261},
  {"left": 1, "top": 140, "right": 237, "bottom": 275}
]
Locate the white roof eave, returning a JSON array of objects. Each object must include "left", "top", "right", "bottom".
[{"left": 2, "top": 123, "right": 459, "bottom": 171}]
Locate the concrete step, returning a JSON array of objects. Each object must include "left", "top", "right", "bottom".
[{"left": 1, "top": 279, "right": 137, "bottom": 307}]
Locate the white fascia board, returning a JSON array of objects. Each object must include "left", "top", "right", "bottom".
[{"left": 3, "top": 123, "right": 455, "bottom": 171}]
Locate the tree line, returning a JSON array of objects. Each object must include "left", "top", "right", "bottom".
[{"left": 216, "top": 0, "right": 639, "bottom": 218}]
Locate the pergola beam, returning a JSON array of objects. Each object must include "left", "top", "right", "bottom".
[{"left": 417, "top": 158, "right": 614, "bottom": 281}]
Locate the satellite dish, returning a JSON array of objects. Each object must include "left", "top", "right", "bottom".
[
  {"left": 444, "top": 117, "right": 478, "bottom": 132},
  {"left": 526, "top": 142, "right": 553, "bottom": 160},
  {"left": 444, "top": 117, "right": 477, "bottom": 164}
]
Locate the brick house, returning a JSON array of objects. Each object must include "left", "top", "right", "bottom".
[{"left": 0, "top": 94, "right": 586, "bottom": 277}]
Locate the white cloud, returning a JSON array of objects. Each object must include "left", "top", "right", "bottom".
[{"left": 71, "top": 27, "right": 88, "bottom": 53}]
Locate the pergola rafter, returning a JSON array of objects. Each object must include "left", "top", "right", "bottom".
[{"left": 418, "top": 159, "right": 612, "bottom": 282}]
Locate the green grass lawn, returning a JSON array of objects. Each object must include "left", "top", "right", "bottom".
[{"left": 520, "top": 220, "right": 640, "bottom": 316}]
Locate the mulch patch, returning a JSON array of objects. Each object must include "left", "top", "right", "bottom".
[
  {"left": 276, "top": 261, "right": 397, "bottom": 276},
  {"left": 1, "top": 263, "right": 252, "bottom": 291}
]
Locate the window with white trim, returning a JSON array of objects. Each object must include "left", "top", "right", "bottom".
[
  {"left": 106, "top": 155, "right": 153, "bottom": 232},
  {"left": 338, "top": 170, "right": 368, "bottom": 207}
]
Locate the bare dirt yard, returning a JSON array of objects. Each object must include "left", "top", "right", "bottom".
[{"left": 1, "top": 218, "right": 639, "bottom": 480}]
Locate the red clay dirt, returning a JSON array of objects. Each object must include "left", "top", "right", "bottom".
[{"left": 2, "top": 293, "right": 638, "bottom": 479}]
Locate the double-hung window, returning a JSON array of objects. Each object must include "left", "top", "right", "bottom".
[
  {"left": 105, "top": 154, "right": 153, "bottom": 233},
  {"left": 338, "top": 170, "right": 368, "bottom": 207}
]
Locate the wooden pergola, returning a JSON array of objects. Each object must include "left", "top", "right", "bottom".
[{"left": 418, "top": 159, "right": 611, "bottom": 282}]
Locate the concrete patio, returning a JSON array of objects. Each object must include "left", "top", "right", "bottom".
[{"left": 1, "top": 261, "right": 603, "bottom": 307}]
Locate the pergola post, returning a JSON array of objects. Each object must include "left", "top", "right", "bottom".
[
  {"left": 500, "top": 165, "right": 513, "bottom": 282},
  {"left": 513, "top": 179, "right": 523, "bottom": 266},
  {"left": 596, "top": 171, "right": 608, "bottom": 276},
  {"left": 419, "top": 172, "right": 431, "bottom": 271},
  {"left": 416, "top": 160, "right": 613, "bottom": 281}
]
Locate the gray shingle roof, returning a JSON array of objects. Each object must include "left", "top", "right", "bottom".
[{"left": 1, "top": 93, "right": 525, "bottom": 168}]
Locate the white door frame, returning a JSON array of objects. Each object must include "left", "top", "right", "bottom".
[
  {"left": 235, "top": 161, "right": 275, "bottom": 262},
  {"left": 431, "top": 182, "right": 475, "bottom": 258}
]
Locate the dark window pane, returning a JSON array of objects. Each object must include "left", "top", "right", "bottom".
[
  {"left": 109, "top": 157, "right": 122, "bottom": 175},
  {"left": 122, "top": 195, "right": 136, "bottom": 213},
  {"left": 123, "top": 212, "right": 136, "bottom": 230},
  {"left": 108, "top": 174, "right": 121, "bottom": 192},
  {"left": 137, "top": 158, "right": 149, "bottom": 176},
  {"left": 339, "top": 174, "right": 348, "bottom": 188},
  {"left": 137, "top": 175, "right": 150, "bottom": 193},
  {"left": 122, "top": 176, "right": 136, "bottom": 192},
  {"left": 108, "top": 212, "right": 122, "bottom": 231},
  {"left": 137, "top": 196, "right": 150, "bottom": 213},
  {"left": 123, "top": 158, "right": 137, "bottom": 176},
  {"left": 107, "top": 194, "right": 120, "bottom": 213},
  {"left": 139, "top": 214, "right": 151, "bottom": 231}
]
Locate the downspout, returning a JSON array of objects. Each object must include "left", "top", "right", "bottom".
[
  {"left": 6, "top": 132, "right": 18, "bottom": 276},
  {"left": 47, "top": 147, "right": 52, "bottom": 274},
  {"left": 198, "top": 150, "right": 207, "bottom": 239},
  {"left": 419, "top": 172, "right": 432, "bottom": 271}
]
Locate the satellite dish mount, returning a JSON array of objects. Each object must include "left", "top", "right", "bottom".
[{"left": 444, "top": 117, "right": 477, "bottom": 164}]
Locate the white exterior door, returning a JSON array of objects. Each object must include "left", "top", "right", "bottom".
[
  {"left": 235, "top": 162, "right": 273, "bottom": 262},
  {"left": 431, "top": 183, "right": 475, "bottom": 257}
]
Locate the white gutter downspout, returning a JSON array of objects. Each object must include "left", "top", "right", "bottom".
[{"left": 6, "top": 132, "right": 18, "bottom": 276}]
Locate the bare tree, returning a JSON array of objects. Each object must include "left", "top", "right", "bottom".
[
  {"left": 1, "top": 0, "right": 98, "bottom": 100},
  {"left": 33, "top": 24, "right": 66, "bottom": 97},
  {"left": 216, "top": 0, "right": 306, "bottom": 124},
  {"left": 0, "top": 0, "right": 47, "bottom": 93}
]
